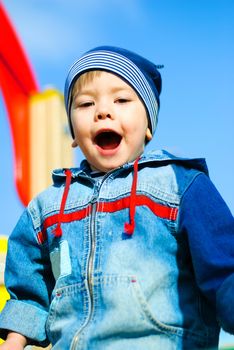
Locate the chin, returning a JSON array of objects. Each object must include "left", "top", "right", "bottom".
[{"left": 95, "top": 160, "right": 125, "bottom": 173}]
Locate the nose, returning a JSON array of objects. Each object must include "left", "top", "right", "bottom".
[
  {"left": 94, "top": 102, "right": 114, "bottom": 121},
  {"left": 96, "top": 113, "right": 112, "bottom": 120}
]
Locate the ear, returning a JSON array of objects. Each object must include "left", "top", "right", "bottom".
[
  {"left": 145, "top": 128, "right": 152, "bottom": 142},
  {"left": 71, "top": 140, "right": 78, "bottom": 148}
]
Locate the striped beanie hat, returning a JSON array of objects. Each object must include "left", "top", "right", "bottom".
[{"left": 64, "top": 46, "right": 162, "bottom": 138}]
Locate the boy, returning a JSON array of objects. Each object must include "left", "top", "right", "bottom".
[{"left": 0, "top": 46, "right": 234, "bottom": 350}]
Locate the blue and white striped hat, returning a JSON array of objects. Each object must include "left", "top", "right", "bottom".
[{"left": 64, "top": 46, "right": 162, "bottom": 138}]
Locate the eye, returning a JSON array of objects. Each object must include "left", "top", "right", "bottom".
[
  {"left": 78, "top": 101, "right": 94, "bottom": 108},
  {"left": 115, "top": 98, "right": 130, "bottom": 104}
]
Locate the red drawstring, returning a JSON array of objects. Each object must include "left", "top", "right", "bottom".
[
  {"left": 124, "top": 157, "right": 140, "bottom": 236},
  {"left": 53, "top": 169, "right": 72, "bottom": 237},
  {"left": 52, "top": 159, "right": 139, "bottom": 238}
]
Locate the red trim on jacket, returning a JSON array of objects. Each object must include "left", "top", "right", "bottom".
[{"left": 37, "top": 195, "right": 178, "bottom": 244}]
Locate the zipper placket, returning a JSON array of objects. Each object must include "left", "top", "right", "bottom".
[
  {"left": 70, "top": 195, "right": 98, "bottom": 350},
  {"left": 70, "top": 168, "right": 126, "bottom": 349},
  {"left": 87, "top": 200, "right": 97, "bottom": 314}
]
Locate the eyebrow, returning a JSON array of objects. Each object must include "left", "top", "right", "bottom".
[
  {"left": 74, "top": 85, "right": 134, "bottom": 99},
  {"left": 111, "top": 86, "right": 134, "bottom": 94}
]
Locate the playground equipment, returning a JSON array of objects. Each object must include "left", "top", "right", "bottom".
[
  {"left": 0, "top": 3, "right": 73, "bottom": 205},
  {"left": 0, "top": 237, "right": 8, "bottom": 311},
  {"left": 0, "top": 4, "right": 73, "bottom": 346},
  {"left": 0, "top": 236, "right": 8, "bottom": 346},
  {"left": 0, "top": 3, "right": 38, "bottom": 205}
]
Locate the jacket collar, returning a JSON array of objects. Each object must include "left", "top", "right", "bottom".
[{"left": 52, "top": 149, "right": 208, "bottom": 183}]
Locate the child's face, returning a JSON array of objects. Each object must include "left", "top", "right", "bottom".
[{"left": 71, "top": 71, "right": 152, "bottom": 172}]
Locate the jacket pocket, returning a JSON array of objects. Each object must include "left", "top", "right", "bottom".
[
  {"left": 45, "top": 290, "right": 60, "bottom": 343},
  {"left": 130, "top": 276, "right": 212, "bottom": 346},
  {"left": 45, "top": 283, "right": 85, "bottom": 345},
  {"left": 50, "top": 240, "right": 72, "bottom": 281}
]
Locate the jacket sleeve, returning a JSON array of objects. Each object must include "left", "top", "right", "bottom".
[
  {"left": 0, "top": 208, "right": 54, "bottom": 346},
  {"left": 178, "top": 173, "right": 234, "bottom": 334}
]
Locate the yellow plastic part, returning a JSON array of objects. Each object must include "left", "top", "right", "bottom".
[
  {"left": 29, "top": 89, "right": 74, "bottom": 199},
  {"left": 0, "top": 236, "right": 9, "bottom": 344}
]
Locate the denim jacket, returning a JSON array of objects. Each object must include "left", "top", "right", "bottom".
[{"left": 1, "top": 150, "right": 234, "bottom": 349}]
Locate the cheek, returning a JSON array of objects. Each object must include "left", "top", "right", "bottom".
[
  {"left": 70, "top": 112, "right": 78, "bottom": 131},
  {"left": 71, "top": 113, "right": 87, "bottom": 138},
  {"left": 125, "top": 115, "right": 148, "bottom": 136},
  {"left": 130, "top": 104, "right": 148, "bottom": 130}
]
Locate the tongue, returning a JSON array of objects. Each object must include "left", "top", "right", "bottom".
[{"left": 96, "top": 132, "right": 121, "bottom": 150}]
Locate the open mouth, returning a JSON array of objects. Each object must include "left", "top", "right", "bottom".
[{"left": 94, "top": 131, "right": 122, "bottom": 150}]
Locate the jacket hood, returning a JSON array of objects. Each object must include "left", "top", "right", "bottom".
[{"left": 52, "top": 149, "right": 209, "bottom": 184}]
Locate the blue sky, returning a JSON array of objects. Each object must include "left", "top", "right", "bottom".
[{"left": 0, "top": 0, "right": 234, "bottom": 345}]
